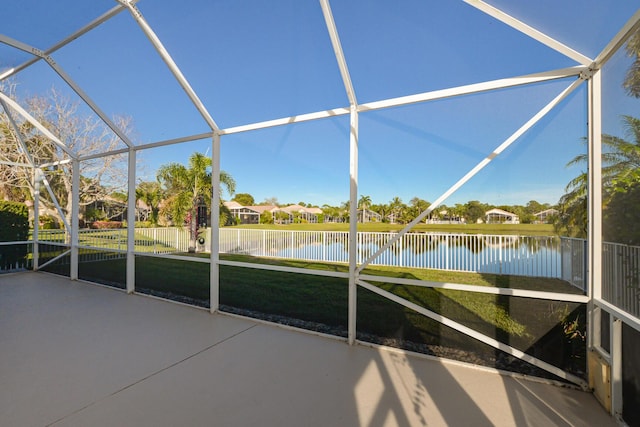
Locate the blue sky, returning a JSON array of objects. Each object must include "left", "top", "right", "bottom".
[{"left": 2, "top": 0, "right": 639, "bottom": 208}]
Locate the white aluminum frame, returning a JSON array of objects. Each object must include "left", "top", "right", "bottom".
[
  {"left": 463, "top": 0, "right": 593, "bottom": 66},
  {"left": 1, "top": 0, "right": 639, "bottom": 407},
  {"left": 126, "top": 149, "right": 136, "bottom": 293}
]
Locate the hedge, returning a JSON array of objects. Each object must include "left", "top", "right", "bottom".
[
  {"left": 91, "top": 221, "right": 124, "bottom": 229},
  {"left": 0, "top": 201, "right": 29, "bottom": 270}
]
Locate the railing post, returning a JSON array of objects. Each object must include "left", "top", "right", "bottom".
[
  {"left": 499, "top": 235, "right": 503, "bottom": 275},
  {"left": 291, "top": 230, "right": 295, "bottom": 259},
  {"left": 445, "top": 234, "right": 449, "bottom": 270},
  {"left": 322, "top": 231, "right": 326, "bottom": 262}
]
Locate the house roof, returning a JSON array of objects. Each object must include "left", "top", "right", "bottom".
[
  {"left": 281, "top": 205, "right": 322, "bottom": 214},
  {"left": 534, "top": 208, "right": 559, "bottom": 216},
  {"left": 247, "top": 205, "right": 278, "bottom": 214},
  {"left": 485, "top": 208, "right": 518, "bottom": 218},
  {"left": 224, "top": 201, "right": 243, "bottom": 209}
]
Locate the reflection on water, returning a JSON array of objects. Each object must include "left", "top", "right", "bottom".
[
  {"left": 266, "top": 232, "right": 564, "bottom": 277},
  {"left": 219, "top": 230, "right": 586, "bottom": 284}
]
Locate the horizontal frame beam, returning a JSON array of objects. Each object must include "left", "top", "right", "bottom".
[{"left": 359, "top": 273, "right": 589, "bottom": 303}]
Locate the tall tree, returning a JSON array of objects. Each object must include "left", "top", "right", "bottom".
[
  {"left": 388, "top": 197, "right": 405, "bottom": 224},
  {"left": 0, "top": 88, "right": 131, "bottom": 228},
  {"left": 136, "top": 181, "right": 164, "bottom": 225},
  {"left": 407, "top": 197, "right": 430, "bottom": 223},
  {"left": 262, "top": 196, "right": 279, "bottom": 206},
  {"left": 157, "top": 152, "right": 235, "bottom": 252},
  {"left": 557, "top": 116, "right": 640, "bottom": 238},
  {"left": 463, "top": 200, "right": 487, "bottom": 224},
  {"left": 358, "top": 195, "right": 372, "bottom": 223},
  {"left": 624, "top": 28, "right": 640, "bottom": 98},
  {"left": 233, "top": 193, "right": 255, "bottom": 206},
  {"left": 358, "top": 195, "right": 371, "bottom": 210}
]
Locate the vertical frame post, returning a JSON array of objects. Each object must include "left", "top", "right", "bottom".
[
  {"left": 611, "top": 318, "right": 623, "bottom": 417},
  {"left": 70, "top": 159, "right": 80, "bottom": 280},
  {"left": 210, "top": 133, "right": 221, "bottom": 313},
  {"left": 348, "top": 105, "right": 359, "bottom": 344},
  {"left": 33, "top": 168, "right": 40, "bottom": 271},
  {"left": 588, "top": 70, "right": 603, "bottom": 349},
  {"left": 126, "top": 149, "right": 136, "bottom": 293}
]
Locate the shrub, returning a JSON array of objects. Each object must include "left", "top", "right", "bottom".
[
  {"left": 91, "top": 221, "right": 123, "bottom": 229},
  {"left": 0, "top": 201, "right": 29, "bottom": 270},
  {"left": 134, "top": 221, "right": 154, "bottom": 228},
  {"left": 39, "top": 215, "right": 60, "bottom": 229},
  {"left": 260, "top": 211, "right": 274, "bottom": 224}
]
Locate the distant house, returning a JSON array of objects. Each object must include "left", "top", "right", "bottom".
[
  {"left": 357, "top": 208, "right": 382, "bottom": 223},
  {"left": 426, "top": 209, "right": 464, "bottom": 224},
  {"left": 226, "top": 202, "right": 326, "bottom": 224},
  {"left": 534, "top": 208, "right": 559, "bottom": 224},
  {"left": 280, "top": 205, "right": 323, "bottom": 223},
  {"left": 485, "top": 208, "right": 519, "bottom": 224},
  {"left": 224, "top": 201, "right": 279, "bottom": 224}
]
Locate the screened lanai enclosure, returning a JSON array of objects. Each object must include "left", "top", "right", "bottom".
[{"left": 1, "top": 0, "right": 640, "bottom": 425}]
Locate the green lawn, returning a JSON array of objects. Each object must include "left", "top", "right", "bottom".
[{"left": 68, "top": 251, "right": 585, "bottom": 380}]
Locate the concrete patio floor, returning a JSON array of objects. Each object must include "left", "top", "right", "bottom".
[{"left": 1, "top": 271, "right": 616, "bottom": 427}]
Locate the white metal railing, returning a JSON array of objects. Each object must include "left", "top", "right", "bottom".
[
  {"left": 28, "top": 228, "right": 590, "bottom": 288},
  {"left": 36, "top": 227, "right": 192, "bottom": 254},
  {"left": 0, "top": 241, "right": 32, "bottom": 272},
  {"left": 602, "top": 242, "right": 640, "bottom": 318},
  {"left": 15, "top": 227, "right": 639, "bottom": 315},
  {"left": 218, "top": 228, "right": 570, "bottom": 280},
  {"left": 560, "top": 237, "right": 587, "bottom": 290}
]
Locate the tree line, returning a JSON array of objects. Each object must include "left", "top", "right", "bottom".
[{"left": 226, "top": 192, "right": 554, "bottom": 226}]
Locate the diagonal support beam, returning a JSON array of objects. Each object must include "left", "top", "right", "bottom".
[
  {"left": 358, "top": 279, "right": 588, "bottom": 389},
  {"left": 594, "top": 9, "right": 640, "bottom": 68},
  {"left": 0, "top": 3, "right": 133, "bottom": 81},
  {"left": 0, "top": 98, "right": 35, "bottom": 166},
  {"left": 117, "top": 0, "right": 220, "bottom": 132},
  {"left": 44, "top": 58, "right": 135, "bottom": 148},
  {"left": 357, "top": 77, "right": 585, "bottom": 273},
  {"left": 0, "top": 89, "right": 76, "bottom": 159},
  {"left": 36, "top": 249, "right": 71, "bottom": 271},
  {"left": 39, "top": 171, "right": 71, "bottom": 233},
  {"left": 464, "top": 0, "right": 592, "bottom": 66},
  {"left": 319, "top": 0, "right": 357, "bottom": 106},
  {"left": 0, "top": 34, "right": 134, "bottom": 148}
]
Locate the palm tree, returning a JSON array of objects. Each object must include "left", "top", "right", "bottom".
[
  {"left": 157, "top": 152, "right": 235, "bottom": 252},
  {"left": 358, "top": 195, "right": 371, "bottom": 210},
  {"left": 358, "top": 195, "right": 372, "bottom": 223},
  {"left": 136, "top": 181, "right": 163, "bottom": 225},
  {"left": 408, "top": 197, "right": 430, "bottom": 223},
  {"left": 388, "top": 196, "right": 404, "bottom": 224},
  {"left": 624, "top": 28, "right": 640, "bottom": 98},
  {"left": 557, "top": 116, "right": 640, "bottom": 237},
  {"left": 373, "top": 203, "right": 390, "bottom": 223}
]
